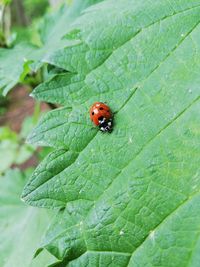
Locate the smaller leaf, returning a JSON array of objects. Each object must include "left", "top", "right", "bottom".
[
  {"left": 0, "top": 43, "right": 37, "bottom": 95},
  {"left": 0, "top": 168, "right": 55, "bottom": 267}
]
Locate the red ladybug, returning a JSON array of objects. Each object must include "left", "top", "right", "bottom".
[{"left": 90, "top": 102, "right": 113, "bottom": 132}]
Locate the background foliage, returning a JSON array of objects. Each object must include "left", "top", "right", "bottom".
[{"left": 1, "top": 0, "right": 200, "bottom": 266}]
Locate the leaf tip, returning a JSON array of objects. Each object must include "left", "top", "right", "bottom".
[
  {"left": 29, "top": 92, "right": 34, "bottom": 98},
  {"left": 20, "top": 188, "right": 33, "bottom": 206},
  {"left": 20, "top": 191, "right": 28, "bottom": 204},
  {"left": 26, "top": 130, "right": 37, "bottom": 145},
  {"left": 20, "top": 196, "right": 25, "bottom": 202}
]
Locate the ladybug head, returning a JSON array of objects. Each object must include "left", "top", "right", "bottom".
[{"left": 98, "top": 116, "right": 113, "bottom": 133}]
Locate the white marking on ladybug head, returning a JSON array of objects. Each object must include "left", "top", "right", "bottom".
[
  {"left": 101, "top": 127, "right": 105, "bottom": 131},
  {"left": 108, "top": 122, "right": 111, "bottom": 126},
  {"left": 94, "top": 108, "right": 98, "bottom": 114}
]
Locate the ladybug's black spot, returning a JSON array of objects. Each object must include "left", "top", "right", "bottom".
[
  {"left": 92, "top": 112, "right": 94, "bottom": 115},
  {"left": 99, "top": 107, "right": 104, "bottom": 110}
]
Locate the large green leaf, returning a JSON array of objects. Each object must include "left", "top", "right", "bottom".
[
  {"left": 0, "top": 168, "right": 58, "bottom": 267},
  {"left": 22, "top": 0, "right": 200, "bottom": 266}
]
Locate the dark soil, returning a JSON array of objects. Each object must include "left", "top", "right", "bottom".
[{"left": 0, "top": 85, "right": 49, "bottom": 132}]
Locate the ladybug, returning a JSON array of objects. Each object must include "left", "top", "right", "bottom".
[{"left": 90, "top": 102, "right": 113, "bottom": 133}]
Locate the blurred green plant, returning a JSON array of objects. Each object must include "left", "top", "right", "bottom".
[
  {"left": 24, "top": 0, "right": 49, "bottom": 20},
  {"left": 0, "top": 0, "right": 11, "bottom": 47},
  {"left": 0, "top": 117, "right": 36, "bottom": 174},
  {"left": 0, "top": 95, "right": 9, "bottom": 115},
  {"left": 0, "top": 101, "right": 52, "bottom": 175},
  {"left": 0, "top": 167, "right": 57, "bottom": 267},
  {"left": 11, "top": 0, "right": 49, "bottom": 45}
]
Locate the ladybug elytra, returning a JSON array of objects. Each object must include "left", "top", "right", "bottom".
[{"left": 90, "top": 102, "right": 113, "bottom": 133}]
